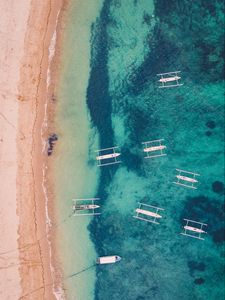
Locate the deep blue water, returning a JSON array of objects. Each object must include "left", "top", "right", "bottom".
[{"left": 86, "top": 1, "right": 224, "bottom": 299}]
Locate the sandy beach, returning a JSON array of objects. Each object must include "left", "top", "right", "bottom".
[{"left": 0, "top": 0, "right": 64, "bottom": 299}]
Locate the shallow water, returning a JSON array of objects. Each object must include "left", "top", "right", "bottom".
[
  {"left": 86, "top": 1, "right": 224, "bottom": 299},
  {"left": 54, "top": 1, "right": 103, "bottom": 299}
]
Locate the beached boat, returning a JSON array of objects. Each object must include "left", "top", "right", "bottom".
[{"left": 96, "top": 255, "right": 121, "bottom": 265}]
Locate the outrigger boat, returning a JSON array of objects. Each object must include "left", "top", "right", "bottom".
[
  {"left": 97, "top": 153, "right": 120, "bottom": 160},
  {"left": 174, "top": 169, "right": 200, "bottom": 189},
  {"left": 157, "top": 71, "right": 183, "bottom": 88},
  {"left": 72, "top": 198, "right": 101, "bottom": 216},
  {"left": 96, "top": 146, "right": 121, "bottom": 167},
  {"left": 181, "top": 219, "right": 207, "bottom": 240},
  {"left": 96, "top": 255, "right": 121, "bottom": 265},
  {"left": 75, "top": 204, "right": 100, "bottom": 211},
  {"left": 133, "top": 202, "right": 164, "bottom": 224},
  {"left": 142, "top": 139, "right": 166, "bottom": 158}
]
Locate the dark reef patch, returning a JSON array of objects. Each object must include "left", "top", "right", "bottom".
[
  {"left": 86, "top": 0, "right": 113, "bottom": 148},
  {"left": 194, "top": 278, "right": 205, "bottom": 285},
  {"left": 205, "top": 131, "right": 212, "bottom": 136},
  {"left": 143, "top": 12, "right": 153, "bottom": 25},
  {"left": 121, "top": 147, "right": 142, "bottom": 173},
  {"left": 153, "top": 0, "right": 224, "bottom": 83},
  {"left": 206, "top": 120, "right": 216, "bottom": 129},
  {"left": 126, "top": 105, "right": 160, "bottom": 146},
  {"left": 212, "top": 181, "right": 224, "bottom": 195},
  {"left": 129, "top": 24, "right": 180, "bottom": 95},
  {"left": 188, "top": 261, "right": 205, "bottom": 276},
  {"left": 86, "top": 0, "right": 119, "bottom": 201},
  {"left": 212, "top": 228, "right": 225, "bottom": 243},
  {"left": 128, "top": 107, "right": 151, "bottom": 137}
]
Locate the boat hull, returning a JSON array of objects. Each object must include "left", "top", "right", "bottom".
[
  {"left": 184, "top": 225, "right": 204, "bottom": 233},
  {"left": 96, "top": 153, "right": 121, "bottom": 160},
  {"left": 136, "top": 208, "right": 161, "bottom": 219},
  {"left": 159, "top": 76, "right": 180, "bottom": 83},
  {"left": 96, "top": 255, "right": 121, "bottom": 264},
  {"left": 144, "top": 145, "right": 166, "bottom": 152},
  {"left": 177, "top": 175, "right": 197, "bottom": 183}
]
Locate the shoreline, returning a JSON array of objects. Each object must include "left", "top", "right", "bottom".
[
  {"left": 15, "top": 0, "right": 64, "bottom": 299},
  {"left": 1, "top": 0, "right": 101, "bottom": 299},
  {"left": 51, "top": 1, "right": 104, "bottom": 299}
]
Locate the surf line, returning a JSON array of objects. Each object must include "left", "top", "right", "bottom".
[{"left": 18, "top": 264, "right": 97, "bottom": 299}]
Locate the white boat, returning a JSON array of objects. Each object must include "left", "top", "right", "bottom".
[
  {"left": 142, "top": 139, "right": 167, "bottom": 158},
  {"left": 184, "top": 225, "right": 205, "bottom": 233},
  {"left": 144, "top": 145, "right": 166, "bottom": 152},
  {"left": 133, "top": 202, "right": 164, "bottom": 224},
  {"left": 159, "top": 75, "right": 181, "bottom": 83},
  {"left": 157, "top": 71, "right": 183, "bottom": 88},
  {"left": 181, "top": 219, "right": 207, "bottom": 240},
  {"left": 176, "top": 175, "right": 198, "bottom": 183},
  {"left": 96, "top": 255, "right": 121, "bottom": 265},
  {"left": 95, "top": 146, "right": 122, "bottom": 167},
  {"left": 96, "top": 153, "right": 121, "bottom": 161},
  {"left": 135, "top": 208, "right": 162, "bottom": 219},
  {"left": 72, "top": 198, "right": 101, "bottom": 216},
  {"left": 74, "top": 204, "right": 100, "bottom": 211},
  {"left": 174, "top": 169, "right": 200, "bottom": 189}
]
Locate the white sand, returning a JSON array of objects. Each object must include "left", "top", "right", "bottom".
[{"left": 0, "top": 1, "right": 31, "bottom": 298}]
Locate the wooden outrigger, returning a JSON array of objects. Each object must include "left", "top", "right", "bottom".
[
  {"left": 142, "top": 139, "right": 166, "bottom": 158},
  {"left": 181, "top": 219, "right": 207, "bottom": 240},
  {"left": 157, "top": 71, "right": 183, "bottom": 88},
  {"left": 72, "top": 198, "right": 101, "bottom": 216},
  {"left": 173, "top": 169, "right": 200, "bottom": 189},
  {"left": 96, "top": 146, "right": 121, "bottom": 167},
  {"left": 133, "top": 202, "right": 164, "bottom": 224}
]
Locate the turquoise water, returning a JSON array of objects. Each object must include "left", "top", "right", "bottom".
[
  {"left": 55, "top": 0, "right": 224, "bottom": 299},
  {"left": 85, "top": 1, "right": 224, "bottom": 300},
  {"left": 54, "top": 1, "right": 103, "bottom": 299}
]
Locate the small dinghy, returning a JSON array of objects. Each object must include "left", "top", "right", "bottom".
[{"left": 96, "top": 255, "right": 121, "bottom": 265}]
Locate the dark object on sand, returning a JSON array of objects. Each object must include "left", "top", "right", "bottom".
[{"left": 47, "top": 133, "right": 58, "bottom": 156}]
